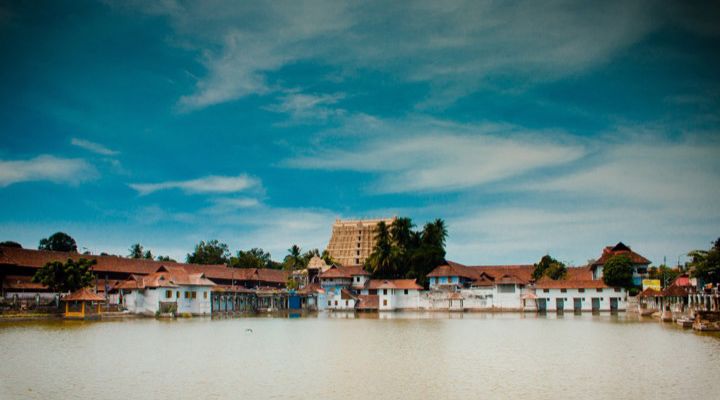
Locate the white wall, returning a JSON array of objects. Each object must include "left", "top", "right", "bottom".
[{"left": 537, "top": 288, "right": 627, "bottom": 311}]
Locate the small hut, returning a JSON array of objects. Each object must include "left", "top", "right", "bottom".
[{"left": 62, "top": 288, "right": 106, "bottom": 319}]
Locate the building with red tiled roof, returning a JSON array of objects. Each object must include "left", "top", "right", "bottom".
[
  {"left": 590, "top": 242, "right": 651, "bottom": 286},
  {"left": 0, "top": 246, "right": 288, "bottom": 297},
  {"left": 119, "top": 265, "right": 215, "bottom": 316}
]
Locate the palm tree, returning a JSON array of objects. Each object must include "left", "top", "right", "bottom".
[
  {"left": 285, "top": 245, "right": 303, "bottom": 271},
  {"left": 390, "top": 217, "right": 414, "bottom": 250},
  {"left": 366, "top": 221, "right": 399, "bottom": 278}
]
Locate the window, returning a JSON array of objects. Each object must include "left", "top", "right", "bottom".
[
  {"left": 543, "top": 289, "right": 550, "bottom": 293},
  {"left": 176, "top": 291, "right": 180, "bottom": 298},
  {"left": 383, "top": 289, "right": 387, "bottom": 295},
  {"left": 614, "top": 288, "right": 621, "bottom": 292},
  {"left": 165, "top": 290, "right": 172, "bottom": 299},
  {"left": 560, "top": 289, "right": 567, "bottom": 293},
  {"left": 596, "top": 289, "right": 603, "bottom": 293},
  {"left": 356, "top": 277, "right": 360, "bottom": 282},
  {"left": 191, "top": 291, "right": 197, "bottom": 299},
  {"left": 345, "top": 300, "right": 348, "bottom": 306},
  {"left": 383, "top": 299, "right": 387, "bottom": 306},
  {"left": 334, "top": 300, "right": 338, "bottom": 306},
  {"left": 498, "top": 284, "right": 515, "bottom": 293},
  {"left": 404, "top": 289, "right": 409, "bottom": 295},
  {"left": 355, "top": 258, "right": 359, "bottom": 264},
  {"left": 328, "top": 301, "right": 331, "bottom": 306},
  {"left": 578, "top": 288, "right": 585, "bottom": 293},
  {"left": 184, "top": 292, "right": 190, "bottom": 299},
  {"left": 356, "top": 250, "right": 360, "bottom": 256},
  {"left": 203, "top": 292, "right": 208, "bottom": 299}
]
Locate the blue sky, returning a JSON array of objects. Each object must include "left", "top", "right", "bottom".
[{"left": 1, "top": 1, "right": 719, "bottom": 266}]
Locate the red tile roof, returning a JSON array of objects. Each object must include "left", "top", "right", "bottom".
[
  {"left": 62, "top": 288, "right": 106, "bottom": 302},
  {"left": 319, "top": 265, "right": 370, "bottom": 279},
  {"left": 118, "top": 266, "right": 215, "bottom": 290},
  {"left": 367, "top": 279, "right": 423, "bottom": 290},
  {"left": 638, "top": 287, "right": 663, "bottom": 298},
  {"left": 427, "top": 261, "right": 534, "bottom": 285},
  {"left": 0, "top": 247, "right": 288, "bottom": 285},
  {"left": 2, "top": 275, "right": 48, "bottom": 290},
  {"left": 593, "top": 242, "right": 651, "bottom": 265},
  {"left": 534, "top": 278, "right": 609, "bottom": 289}
]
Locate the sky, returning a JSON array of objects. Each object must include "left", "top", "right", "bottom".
[{"left": 0, "top": 0, "right": 719, "bottom": 266}]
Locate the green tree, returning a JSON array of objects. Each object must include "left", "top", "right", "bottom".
[
  {"left": 32, "top": 258, "right": 96, "bottom": 293},
  {"left": 229, "top": 248, "right": 273, "bottom": 269},
  {"left": 156, "top": 255, "right": 176, "bottom": 262},
  {"left": 533, "top": 255, "right": 567, "bottom": 280},
  {"left": 689, "top": 238, "right": 720, "bottom": 285},
  {"left": 186, "top": 240, "right": 230, "bottom": 264},
  {"left": 0, "top": 241, "right": 22, "bottom": 248},
  {"left": 648, "top": 264, "right": 681, "bottom": 287},
  {"left": 283, "top": 245, "right": 304, "bottom": 271},
  {"left": 38, "top": 232, "right": 77, "bottom": 252},
  {"left": 321, "top": 249, "right": 338, "bottom": 266},
  {"left": 129, "top": 243, "right": 144, "bottom": 258},
  {"left": 365, "top": 221, "right": 398, "bottom": 278},
  {"left": 602, "top": 254, "right": 635, "bottom": 289}
]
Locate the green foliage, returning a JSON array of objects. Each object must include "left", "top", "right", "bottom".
[
  {"left": 365, "top": 217, "right": 447, "bottom": 287},
  {"left": 283, "top": 245, "right": 304, "bottom": 271},
  {"left": 229, "top": 248, "right": 273, "bottom": 269},
  {"left": 186, "top": 240, "right": 230, "bottom": 264},
  {"left": 38, "top": 232, "right": 77, "bottom": 252},
  {"left": 286, "top": 277, "right": 300, "bottom": 290},
  {"left": 32, "top": 258, "right": 96, "bottom": 293},
  {"left": 689, "top": 238, "right": 720, "bottom": 284},
  {"left": 321, "top": 250, "right": 338, "bottom": 266},
  {"left": 602, "top": 254, "right": 635, "bottom": 289},
  {"left": 156, "top": 255, "right": 176, "bottom": 262},
  {"left": 0, "top": 241, "right": 22, "bottom": 248},
  {"left": 533, "top": 255, "right": 567, "bottom": 280}
]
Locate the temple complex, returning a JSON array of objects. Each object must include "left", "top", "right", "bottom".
[{"left": 325, "top": 217, "right": 395, "bottom": 266}]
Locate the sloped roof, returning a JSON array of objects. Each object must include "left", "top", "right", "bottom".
[
  {"left": 534, "top": 278, "right": 609, "bottom": 289},
  {"left": 638, "top": 287, "right": 663, "bottom": 297},
  {"left": 62, "top": 287, "right": 105, "bottom": 302},
  {"left": 427, "top": 261, "right": 534, "bottom": 285},
  {"left": 367, "top": 279, "right": 423, "bottom": 290},
  {"left": 0, "top": 247, "right": 288, "bottom": 285},
  {"left": 118, "top": 266, "right": 215, "bottom": 290},
  {"left": 2, "top": 275, "right": 48, "bottom": 290},
  {"left": 319, "top": 265, "right": 370, "bottom": 279},
  {"left": 593, "top": 242, "right": 651, "bottom": 266}
]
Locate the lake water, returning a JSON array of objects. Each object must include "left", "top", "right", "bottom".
[{"left": 1, "top": 312, "right": 719, "bottom": 400}]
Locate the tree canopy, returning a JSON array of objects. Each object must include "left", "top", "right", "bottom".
[
  {"left": 283, "top": 245, "right": 304, "bottom": 271},
  {"left": 0, "top": 241, "right": 22, "bottom": 248},
  {"left": 602, "top": 254, "right": 635, "bottom": 289},
  {"left": 32, "top": 258, "right": 96, "bottom": 293},
  {"left": 129, "top": 243, "right": 154, "bottom": 259},
  {"left": 186, "top": 240, "right": 230, "bottom": 264},
  {"left": 229, "top": 248, "right": 273, "bottom": 269},
  {"left": 689, "top": 238, "right": 720, "bottom": 284},
  {"left": 38, "top": 232, "right": 77, "bottom": 252},
  {"left": 533, "top": 255, "right": 567, "bottom": 280},
  {"left": 648, "top": 265, "right": 681, "bottom": 287},
  {"left": 365, "top": 217, "right": 447, "bottom": 286}
]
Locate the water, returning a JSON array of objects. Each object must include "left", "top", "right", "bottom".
[{"left": 1, "top": 313, "right": 718, "bottom": 400}]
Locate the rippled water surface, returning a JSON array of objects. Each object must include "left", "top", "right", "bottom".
[{"left": 1, "top": 313, "right": 719, "bottom": 399}]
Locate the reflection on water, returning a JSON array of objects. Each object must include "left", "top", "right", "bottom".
[{"left": 1, "top": 313, "right": 719, "bottom": 400}]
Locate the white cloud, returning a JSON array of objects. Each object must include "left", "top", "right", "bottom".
[
  {"left": 70, "top": 138, "right": 119, "bottom": 156},
  {"left": 129, "top": 174, "right": 259, "bottom": 195},
  {"left": 202, "top": 197, "right": 260, "bottom": 214},
  {"left": 124, "top": 0, "right": 672, "bottom": 109},
  {"left": 521, "top": 136, "right": 720, "bottom": 210},
  {"left": 267, "top": 91, "right": 345, "bottom": 120},
  {"left": 0, "top": 155, "right": 97, "bottom": 187},
  {"left": 285, "top": 116, "right": 584, "bottom": 193}
]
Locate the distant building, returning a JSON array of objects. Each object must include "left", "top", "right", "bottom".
[
  {"left": 325, "top": 217, "right": 396, "bottom": 266},
  {"left": 590, "top": 242, "right": 651, "bottom": 286},
  {"left": 118, "top": 265, "right": 215, "bottom": 316}
]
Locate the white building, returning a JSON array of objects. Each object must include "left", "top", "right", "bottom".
[
  {"left": 119, "top": 265, "right": 215, "bottom": 316},
  {"left": 533, "top": 278, "right": 627, "bottom": 312}
]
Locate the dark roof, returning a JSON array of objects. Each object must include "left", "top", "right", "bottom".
[
  {"left": 319, "top": 265, "right": 370, "bottom": 279},
  {"left": 427, "top": 261, "right": 534, "bottom": 285},
  {"left": 593, "top": 242, "right": 651, "bottom": 266}
]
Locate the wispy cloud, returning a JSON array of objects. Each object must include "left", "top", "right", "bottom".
[
  {"left": 123, "top": 0, "right": 689, "bottom": 110},
  {"left": 71, "top": 138, "right": 120, "bottom": 156},
  {"left": 284, "top": 116, "right": 584, "bottom": 193},
  {"left": 267, "top": 91, "right": 345, "bottom": 121},
  {"left": 129, "top": 174, "right": 260, "bottom": 195},
  {"left": 202, "top": 197, "right": 260, "bottom": 214},
  {"left": 0, "top": 155, "right": 97, "bottom": 187}
]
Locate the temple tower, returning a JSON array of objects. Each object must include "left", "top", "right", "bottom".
[{"left": 325, "top": 217, "right": 396, "bottom": 266}]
